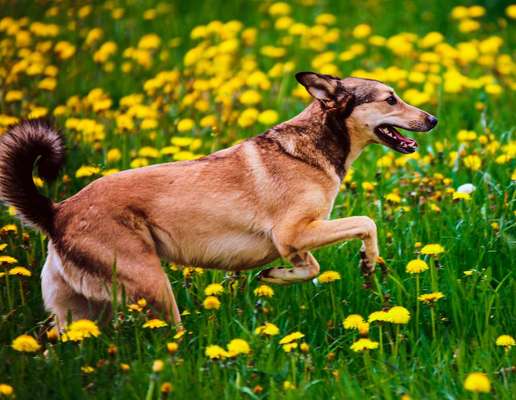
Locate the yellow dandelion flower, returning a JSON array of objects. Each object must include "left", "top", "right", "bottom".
[
  {"left": 204, "top": 283, "right": 224, "bottom": 296},
  {"left": 177, "top": 119, "right": 194, "bottom": 132},
  {"left": 239, "top": 90, "right": 262, "bottom": 105},
  {"left": 343, "top": 314, "right": 365, "bottom": 330},
  {"left": 420, "top": 244, "right": 445, "bottom": 256},
  {"left": 0, "top": 255, "right": 18, "bottom": 264},
  {"left": 386, "top": 306, "right": 411, "bottom": 324},
  {"left": 317, "top": 270, "right": 341, "bottom": 283},
  {"left": 61, "top": 319, "right": 100, "bottom": 342},
  {"left": 75, "top": 166, "right": 100, "bottom": 178},
  {"left": 227, "top": 339, "right": 251, "bottom": 356},
  {"left": 507, "top": 5, "right": 516, "bottom": 19},
  {"left": 254, "top": 284, "right": 274, "bottom": 297},
  {"left": 0, "top": 384, "right": 14, "bottom": 396},
  {"left": 203, "top": 296, "right": 221, "bottom": 310},
  {"left": 142, "top": 319, "right": 167, "bottom": 329},
  {"left": 279, "top": 331, "right": 304, "bottom": 345},
  {"left": 452, "top": 192, "right": 471, "bottom": 201},
  {"left": 418, "top": 292, "right": 445, "bottom": 304},
  {"left": 282, "top": 342, "right": 298, "bottom": 352},
  {"left": 205, "top": 345, "right": 229, "bottom": 360},
  {"left": 385, "top": 192, "right": 401, "bottom": 203},
  {"left": 81, "top": 365, "right": 95, "bottom": 374},
  {"left": 166, "top": 342, "right": 179, "bottom": 354},
  {"left": 255, "top": 322, "right": 280, "bottom": 336},
  {"left": 258, "top": 110, "right": 279, "bottom": 125},
  {"left": 8, "top": 267, "right": 31, "bottom": 277},
  {"left": 406, "top": 259, "right": 429, "bottom": 274},
  {"left": 11, "top": 335, "right": 41, "bottom": 352},
  {"left": 464, "top": 372, "right": 490, "bottom": 393},
  {"left": 368, "top": 310, "right": 390, "bottom": 323},
  {"left": 300, "top": 342, "right": 310, "bottom": 353},
  {"left": 350, "top": 338, "right": 379, "bottom": 352},
  {"left": 496, "top": 335, "right": 515, "bottom": 350}
]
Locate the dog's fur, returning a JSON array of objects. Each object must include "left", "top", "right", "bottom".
[{"left": 0, "top": 72, "right": 437, "bottom": 326}]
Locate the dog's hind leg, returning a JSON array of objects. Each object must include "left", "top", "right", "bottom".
[
  {"left": 41, "top": 249, "right": 109, "bottom": 329},
  {"left": 112, "top": 252, "right": 181, "bottom": 326}
]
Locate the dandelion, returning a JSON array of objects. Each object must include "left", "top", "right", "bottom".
[
  {"left": 282, "top": 342, "right": 298, "bottom": 352},
  {"left": 142, "top": 319, "right": 168, "bottom": 329},
  {"left": 279, "top": 331, "right": 304, "bottom": 345},
  {"left": 205, "top": 345, "right": 228, "bottom": 360},
  {"left": 81, "top": 366, "right": 95, "bottom": 374},
  {"left": 11, "top": 334, "right": 41, "bottom": 352},
  {"left": 300, "top": 342, "right": 310, "bottom": 353},
  {"left": 204, "top": 283, "right": 224, "bottom": 296},
  {"left": 368, "top": 310, "right": 390, "bottom": 323},
  {"left": 350, "top": 338, "right": 379, "bottom": 352},
  {"left": 452, "top": 192, "right": 471, "bottom": 201},
  {"left": 420, "top": 244, "right": 445, "bottom": 256},
  {"left": 254, "top": 284, "right": 274, "bottom": 297},
  {"left": 343, "top": 314, "right": 365, "bottom": 329},
  {"left": 258, "top": 110, "right": 279, "bottom": 125},
  {"left": 283, "top": 380, "right": 295, "bottom": 390},
  {"left": 227, "top": 339, "right": 251, "bottom": 356},
  {"left": 496, "top": 335, "right": 515, "bottom": 351},
  {"left": 0, "top": 384, "right": 14, "bottom": 396},
  {"left": 406, "top": 259, "right": 429, "bottom": 274},
  {"left": 0, "top": 255, "right": 18, "bottom": 264},
  {"left": 418, "top": 292, "right": 445, "bottom": 304},
  {"left": 255, "top": 322, "right": 280, "bottom": 336},
  {"left": 387, "top": 306, "right": 411, "bottom": 324},
  {"left": 463, "top": 372, "right": 491, "bottom": 393},
  {"left": 317, "top": 270, "right": 341, "bottom": 283},
  {"left": 61, "top": 319, "right": 101, "bottom": 342},
  {"left": 203, "top": 296, "right": 221, "bottom": 310},
  {"left": 167, "top": 342, "right": 179, "bottom": 354},
  {"left": 176, "top": 118, "right": 194, "bottom": 132}
]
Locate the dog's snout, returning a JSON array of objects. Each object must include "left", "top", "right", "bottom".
[{"left": 426, "top": 115, "right": 438, "bottom": 128}]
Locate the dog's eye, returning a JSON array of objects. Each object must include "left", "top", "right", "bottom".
[{"left": 386, "top": 95, "right": 397, "bottom": 105}]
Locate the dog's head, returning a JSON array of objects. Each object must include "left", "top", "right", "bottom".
[{"left": 296, "top": 71, "right": 437, "bottom": 154}]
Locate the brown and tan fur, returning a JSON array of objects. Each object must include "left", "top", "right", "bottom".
[{"left": 0, "top": 72, "right": 437, "bottom": 327}]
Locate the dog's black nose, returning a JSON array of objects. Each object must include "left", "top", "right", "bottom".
[{"left": 426, "top": 115, "right": 438, "bottom": 128}]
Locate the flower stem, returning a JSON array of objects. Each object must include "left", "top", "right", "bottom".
[
  {"left": 430, "top": 306, "right": 436, "bottom": 340},
  {"left": 416, "top": 274, "right": 420, "bottom": 338}
]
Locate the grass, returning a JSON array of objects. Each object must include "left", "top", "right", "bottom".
[{"left": 0, "top": 0, "right": 515, "bottom": 399}]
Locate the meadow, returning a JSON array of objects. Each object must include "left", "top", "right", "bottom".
[{"left": 0, "top": 0, "right": 515, "bottom": 398}]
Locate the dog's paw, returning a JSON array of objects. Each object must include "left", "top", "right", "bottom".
[{"left": 258, "top": 268, "right": 297, "bottom": 285}]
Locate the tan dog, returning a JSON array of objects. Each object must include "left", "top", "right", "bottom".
[{"left": 0, "top": 72, "right": 437, "bottom": 327}]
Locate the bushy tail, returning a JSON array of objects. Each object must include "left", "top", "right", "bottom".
[{"left": 0, "top": 119, "right": 65, "bottom": 234}]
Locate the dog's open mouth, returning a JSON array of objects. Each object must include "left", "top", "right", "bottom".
[{"left": 374, "top": 125, "right": 418, "bottom": 154}]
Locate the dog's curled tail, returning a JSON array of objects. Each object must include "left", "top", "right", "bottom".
[{"left": 0, "top": 119, "right": 65, "bottom": 234}]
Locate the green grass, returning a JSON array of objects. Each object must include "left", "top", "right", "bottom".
[{"left": 0, "top": 0, "right": 515, "bottom": 399}]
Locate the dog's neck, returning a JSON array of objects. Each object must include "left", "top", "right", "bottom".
[{"left": 264, "top": 101, "right": 365, "bottom": 180}]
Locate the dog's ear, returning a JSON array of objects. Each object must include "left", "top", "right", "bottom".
[{"left": 295, "top": 72, "right": 352, "bottom": 108}]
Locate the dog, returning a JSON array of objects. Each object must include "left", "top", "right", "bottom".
[{"left": 0, "top": 72, "right": 437, "bottom": 327}]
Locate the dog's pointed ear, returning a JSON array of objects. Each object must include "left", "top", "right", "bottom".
[{"left": 295, "top": 71, "right": 352, "bottom": 108}]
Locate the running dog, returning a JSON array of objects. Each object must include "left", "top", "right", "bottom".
[{"left": 0, "top": 72, "right": 437, "bottom": 326}]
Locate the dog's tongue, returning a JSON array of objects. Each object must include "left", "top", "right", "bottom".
[{"left": 384, "top": 126, "right": 416, "bottom": 146}]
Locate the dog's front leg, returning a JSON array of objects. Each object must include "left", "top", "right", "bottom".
[
  {"left": 259, "top": 251, "right": 320, "bottom": 284},
  {"left": 260, "top": 216, "right": 379, "bottom": 285}
]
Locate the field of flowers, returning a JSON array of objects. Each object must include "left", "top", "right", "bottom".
[{"left": 0, "top": 0, "right": 515, "bottom": 399}]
